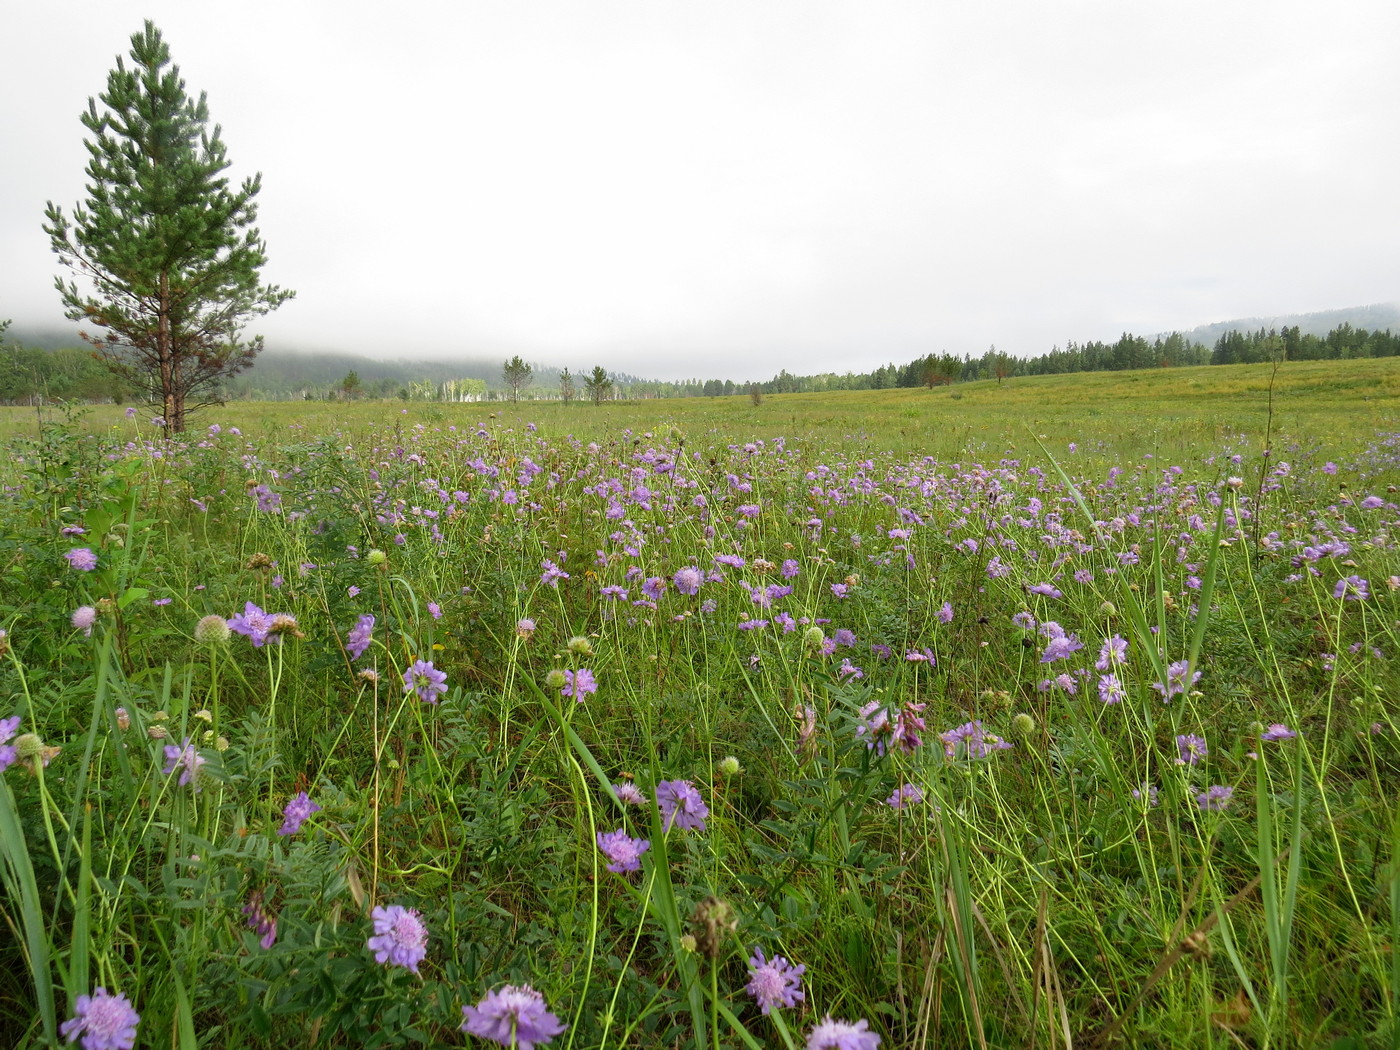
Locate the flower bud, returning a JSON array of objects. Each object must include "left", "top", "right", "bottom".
[
  {"left": 544, "top": 669, "right": 567, "bottom": 690},
  {"left": 366, "top": 548, "right": 387, "bottom": 567},
  {"left": 567, "top": 635, "right": 594, "bottom": 657},
  {"left": 803, "top": 626, "right": 826, "bottom": 651},
  {"left": 194, "top": 615, "right": 230, "bottom": 646},
  {"left": 718, "top": 755, "right": 742, "bottom": 776},
  {"left": 1011, "top": 712, "right": 1037, "bottom": 738}
]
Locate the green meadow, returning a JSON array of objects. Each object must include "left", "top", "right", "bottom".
[{"left": 2, "top": 357, "right": 1400, "bottom": 1048}]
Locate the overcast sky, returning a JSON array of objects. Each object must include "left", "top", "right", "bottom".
[{"left": 3, "top": 0, "right": 1397, "bottom": 381}]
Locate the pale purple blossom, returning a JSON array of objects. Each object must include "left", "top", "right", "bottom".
[
  {"left": 1175, "top": 734, "right": 1207, "bottom": 766},
  {"left": 72, "top": 606, "right": 97, "bottom": 637},
  {"left": 278, "top": 791, "right": 321, "bottom": 836},
  {"left": 806, "top": 1016, "right": 881, "bottom": 1050},
  {"left": 656, "top": 779, "right": 709, "bottom": 832},
  {"left": 60, "top": 987, "right": 140, "bottom": 1050},
  {"left": 596, "top": 829, "right": 650, "bottom": 873},
  {"left": 745, "top": 948, "right": 805, "bottom": 1014},
  {"left": 162, "top": 738, "right": 205, "bottom": 787},
  {"left": 672, "top": 566, "right": 703, "bottom": 595},
  {"left": 403, "top": 659, "right": 448, "bottom": 703},
  {"left": 65, "top": 547, "right": 98, "bottom": 572},
  {"left": 366, "top": 904, "right": 429, "bottom": 973},
  {"left": 460, "top": 985, "right": 566, "bottom": 1050},
  {"left": 560, "top": 668, "right": 597, "bottom": 701},
  {"left": 345, "top": 615, "right": 375, "bottom": 661},
  {"left": 1261, "top": 723, "right": 1298, "bottom": 742},
  {"left": 1196, "top": 785, "right": 1234, "bottom": 811},
  {"left": 1152, "top": 660, "right": 1201, "bottom": 700},
  {"left": 886, "top": 783, "right": 923, "bottom": 810}
]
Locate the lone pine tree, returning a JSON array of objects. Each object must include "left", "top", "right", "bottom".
[{"left": 44, "top": 21, "right": 292, "bottom": 433}]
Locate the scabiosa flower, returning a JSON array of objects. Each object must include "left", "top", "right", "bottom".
[
  {"left": 1027, "top": 582, "right": 1062, "bottom": 598},
  {"left": 228, "top": 602, "right": 274, "bottom": 647},
  {"left": 1261, "top": 723, "right": 1298, "bottom": 742},
  {"left": 806, "top": 1016, "right": 881, "bottom": 1049},
  {"left": 1098, "top": 673, "right": 1126, "bottom": 704},
  {"left": 427, "top": 601, "right": 443, "bottom": 620},
  {"left": 1334, "top": 575, "right": 1370, "bottom": 600},
  {"left": 1196, "top": 785, "right": 1234, "bottom": 811},
  {"left": 596, "top": 829, "right": 650, "bottom": 873},
  {"left": 72, "top": 605, "right": 97, "bottom": 637},
  {"left": 346, "top": 614, "right": 375, "bottom": 661},
  {"left": 612, "top": 781, "right": 646, "bottom": 806},
  {"left": 745, "top": 948, "right": 805, "bottom": 1014},
  {"left": 162, "top": 738, "right": 205, "bottom": 787},
  {"left": 0, "top": 715, "right": 20, "bottom": 772},
  {"left": 460, "top": 984, "right": 566, "bottom": 1050},
  {"left": 886, "top": 783, "right": 923, "bottom": 810},
  {"left": 366, "top": 904, "right": 429, "bottom": 973},
  {"left": 936, "top": 601, "right": 954, "bottom": 624},
  {"left": 65, "top": 547, "right": 98, "bottom": 572},
  {"left": 1132, "top": 783, "right": 1160, "bottom": 807},
  {"left": 656, "top": 779, "right": 709, "bottom": 832},
  {"left": 516, "top": 618, "right": 536, "bottom": 639},
  {"left": 60, "top": 986, "right": 140, "bottom": 1050},
  {"left": 1040, "top": 633, "right": 1084, "bottom": 663},
  {"left": 540, "top": 559, "right": 570, "bottom": 586},
  {"left": 1095, "top": 634, "right": 1128, "bottom": 671},
  {"left": 560, "top": 668, "right": 597, "bottom": 701},
  {"left": 1175, "top": 734, "right": 1207, "bottom": 766},
  {"left": 672, "top": 566, "right": 703, "bottom": 596},
  {"left": 403, "top": 659, "right": 448, "bottom": 704},
  {"left": 278, "top": 791, "right": 321, "bottom": 836},
  {"left": 1011, "top": 611, "right": 1037, "bottom": 630},
  {"left": 1152, "top": 660, "right": 1201, "bottom": 700},
  {"left": 940, "top": 721, "right": 1013, "bottom": 761}
]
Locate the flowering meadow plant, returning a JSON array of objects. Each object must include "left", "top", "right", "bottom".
[{"left": 4, "top": 394, "right": 1400, "bottom": 1044}]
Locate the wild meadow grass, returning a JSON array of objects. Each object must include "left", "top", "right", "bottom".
[{"left": 3, "top": 359, "right": 1400, "bottom": 1047}]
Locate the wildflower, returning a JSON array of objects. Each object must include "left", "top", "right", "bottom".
[
  {"left": 0, "top": 715, "right": 20, "bottom": 772},
  {"left": 60, "top": 986, "right": 140, "bottom": 1050},
  {"left": 162, "top": 738, "right": 205, "bottom": 787},
  {"left": 566, "top": 635, "right": 594, "bottom": 656},
  {"left": 366, "top": 904, "right": 429, "bottom": 973},
  {"left": 345, "top": 615, "right": 375, "bottom": 661},
  {"left": 672, "top": 566, "right": 703, "bottom": 596},
  {"left": 830, "top": 583, "right": 849, "bottom": 598},
  {"left": 516, "top": 618, "right": 536, "bottom": 639},
  {"left": 347, "top": 585, "right": 361, "bottom": 598},
  {"left": 1098, "top": 673, "right": 1126, "bottom": 704},
  {"left": 65, "top": 547, "right": 98, "bottom": 572},
  {"left": 1027, "top": 582, "right": 1062, "bottom": 598},
  {"left": 1151, "top": 660, "right": 1201, "bottom": 700},
  {"left": 612, "top": 781, "right": 646, "bottom": 806},
  {"left": 72, "top": 606, "right": 97, "bottom": 636},
  {"left": 560, "top": 668, "right": 597, "bottom": 701},
  {"left": 718, "top": 755, "right": 742, "bottom": 775},
  {"left": 114, "top": 708, "right": 130, "bottom": 732},
  {"left": 243, "top": 890, "right": 278, "bottom": 949},
  {"left": 1334, "top": 575, "right": 1370, "bottom": 600},
  {"left": 1011, "top": 712, "right": 1037, "bottom": 737},
  {"left": 540, "top": 559, "right": 570, "bottom": 586},
  {"left": 366, "top": 548, "right": 387, "bottom": 566},
  {"left": 358, "top": 667, "right": 382, "bottom": 685},
  {"left": 1261, "top": 723, "right": 1297, "bottom": 741},
  {"left": 855, "top": 701, "right": 892, "bottom": 755},
  {"left": 1133, "top": 783, "right": 1160, "bottom": 807},
  {"left": 266, "top": 614, "right": 303, "bottom": 642},
  {"left": 1095, "top": 635, "right": 1128, "bottom": 671},
  {"left": 596, "top": 829, "right": 650, "bottom": 873},
  {"left": 403, "top": 659, "right": 448, "bottom": 704},
  {"left": 936, "top": 601, "right": 954, "bottom": 624},
  {"left": 427, "top": 601, "right": 443, "bottom": 620},
  {"left": 1175, "top": 734, "right": 1207, "bottom": 766},
  {"left": 745, "top": 948, "right": 805, "bottom": 1014},
  {"left": 1011, "top": 611, "right": 1037, "bottom": 630},
  {"left": 1040, "top": 633, "right": 1083, "bottom": 663},
  {"left": 227, "top": 603, "right": 274, "bottom": 647},
  {"left": 1196, "top": 785, "right": 1234, "bottom": 811},
  {"left": 886, "top": 783, "right": 923, "bottom": 810},
  {"left": 278, "top": 791, "right": 321, "bottom": 836},
  {"left": 460, "top": 985, "right": 566, "bottom": 1050},
  {"left": 940, "top": 720, "right": 1012, "bottom": 761},
  {"left": 806, "top": 1016, "right": 881, "bottom": 1049},
  {"left": 641, "top": 576, "right": 666, "bottom": 601},
  {"left": 656, "top": 779, "right": 709, "bottom": 832}
]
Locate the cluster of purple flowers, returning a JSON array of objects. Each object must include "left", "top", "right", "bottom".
[
  {"left": 560, "top": 668, "right": 597, "bottom": 701},
  {"left": 596, "top": 829, "right": 650, "bottom": 873},
  {"left": 278, "top": 791, "right": 321, "bottom": 836},
  {"left": 461, "top": 985, "right": 566, "bottom": 1049},
  {"left": 345, "top": 614, "right": 375, "bottom": 661},
  {"left": 940, "top": 721, "right": 1013, "bottom": 761}
]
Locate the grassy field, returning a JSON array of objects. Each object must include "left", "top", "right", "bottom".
[{"left": 2, "top": 357, "right": 1400, "bottom": 1048}]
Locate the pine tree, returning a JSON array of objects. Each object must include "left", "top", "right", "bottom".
[
  {"left": 502, "top": 355, "right": 532, "bottom": 403},
  {"left": 44, "top": 21, "right": 293, "bottom": 433},
  {"left": 583, "top": 366, "right": 612, "bottom": 405}
]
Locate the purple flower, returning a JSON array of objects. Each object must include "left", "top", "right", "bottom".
[
  {"left": 60, "top": 986, "right": 140, "bottom": 1050},
  {"left": 366, "top": 904, "right": 429, "bottom": 973},
  {"left": 886, "top": 783, "right": 923, "bottom": 810},
  {"left": 1027, "top": 582, "right": 1062, "bottom": 598},
  {"left": 1175, "top": 734, "right": 1207, "bottom": 766},
  {"left": 561, "top": 668, "right": 597, "bottom": 701},
  {"left": 1098, "top": 673, "right": 1125, "bottom": 704},
  {"left": 641, "top": 576, "right": 666, "bottom": 601},
  {"left": 460, "top": 985, "right": 566, "bottom": 1050},
  {"left": 1196, "top": 785, "right": 1234, "bottom": 811},
  {"left": 278, "top": 791, "right": 321, "bottom": 836},
  {"left": 672, "top": 566, "right": 703, "bottom": 596},
  {"left": 1040, "top": 633, "right": 1083, "bottom": 663},
  {"left": 65, "top": 548, "right": 98, "bottom": 572},
  {"left": 940, "top": 721, "right": 1012, "bottom": 761},
  {"left": 745, "top": 948, "right": 805, "bottom": 1014},
  {"left": 1334, "top": 575, "right": 1369, "bottom": 600},
  {"left": 540, "top": 559, "right": 570, "bottom": 586},
  {"left": 403, "top": 658, "right": 448, "bottom": 703},
  {"left": 1011, "top": 611, "right": 1037, "bottom": 630},
  {"left": 427, "top": 601, "right": 443, "bottom": 620},
  {"left": 1133, "top": 783, "right": 1160, "bottom": 807},
  {"left": 1152, "top": 660, "right": 1201, "bottom": 700},
  {"left": 781, "top": 559, "right": 801, "bottom": 578},
  {"left": 1095, "top": 635, "right": 1128, "bottom": 671},
  {"left": 655, "top": 779, "right": 709, "bottom": 832},
  {"left": 1261, "top": 723, "right": 1298, "bottom": 742},
  {"left": 596, "top": 829, "right": 650, "bottom": 873},
  {"left": 936, "top": 601, "right": 954, "bottom": 624},
  {"left": 162, "top": 738, "right": 205, "bottom": 787},
  {"left": 228, "top": 602, "right": 275, "bottom": 647},
  {"left": 830, "top": 583, "right": 849, "bottom": 599},
  {"left": 613, "top": 781, "right": 646, "bottom": 805},
  {"left": 806, "top": 1016, "right": 881, "bottom": 1049},
  {"left": 0, "top": 715, "right": 20, "bottom": 772},
  {"left": 516, "top": 618, "right": 537, "bottom": 639},
  {"left": 72, "top": 606, "right": 97, "bottom": 637},
  {"left": 345, "top": 614, "right": 375, "bottom": 661},
  {"left": 242, "top": 890, "right": 278, "bottom": 950}
]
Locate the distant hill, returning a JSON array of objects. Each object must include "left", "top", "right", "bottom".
[{"left": 1164, "top": 302, "right": 1399, "bottom": 346}]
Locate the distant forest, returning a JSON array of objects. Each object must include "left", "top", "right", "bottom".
[{"left": 2, "top": 306, "right": 1398, "bottom": 406}]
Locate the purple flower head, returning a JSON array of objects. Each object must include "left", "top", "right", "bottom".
[
  {"left": 540, "top": 559, "right": 570, "bottom": 586},
  {"left": 403, "top": 658, "right": 448, "bottom": 703},
  {"left": 1334, "top": 575, "right": 1370, "bottom": 600},
  {"left": 1152, "top": 660, "right": 1201, "bottom": 700},
  {"left": 672, "top": 566, "right": 703, "bottom": 596},
  {"left": 1040, "top": 633, "right": 1083, "bottom": 663},
  {"left": 940, "top": 720, "right": 1012, "bottom": 761},
  {"left": 655, "top": 779, "right": 709, "bottom": 832},
  {"left": 228, "top": 602, "right": 276, "bottom": 647},
  {"left": 806, "top": 1016, "right": 881, "bottom": 1050},
  {"left": 886, "top": 783, "right": 923, "bottom": 810},
  {"left": 1095, "top": 635, "right": 1128, "bottom": 671},
  {"left": 460, "top": 984, "right": 566, "bottom": 1050},
  {"left": 60, "top": 986, "right": 140, "bottom": 1050},
  {"left": 162, "top": 738, "right": 205, "bottom": 787},
  {"left": 65, "top": 547, "right": 98, "bottom": 572},
  {"left": 345, "top": 614, "right": 375, "bottom": 661},
  {"left": 1027, "top": 582, "right": 1062, "bottom": 598},
  {"left": 0, "top": 715, "right": 20, "bottom": 772},
  {"left": 366, "top": 904, "right": 429, "bottom": 973},
  {"left": 641, "top": 576, "right": 666, "bottom": 601},
  {"left": 613, "top": 781, "right": 647, "bottom": 805},
  {"left": 561, "top": 668, "right": 597, "bottom": 701},
  {"left": 516, "top": 618, "right": 537, "bottom": 639},
  {"left": 278, "top": 791, "right": 321, "bottom": 836},
  {"left": 72, "top": 606, "right": 97, "bottom": 637},
  {"left": 1011, "top": 611, "right": 1037, "bottom": 631},
  {"left": 936, "top": 601, "right": 954, "bottom": 624},
  {"left": 1175, "top": 734, "right": 1207, "bottom": 766},
  {"left": 596, "top": 829, "right": 650, "bottom": 873},
  {"left": 746, "top": 948, "right": 806, "bottom": 1014},
  {"left": 781, "top": 559, "right": 801, "bottom": 578},
  {"left": 1197, "top": 785, "right": 1234, "bottom": 811},
  {"left": 1261, "top": 723, "right": 1298, "bottom": 742},
  {"left": 1098, "top": 673, "right": 1126, "bottom": 704},
  {"left": 242, "top": 890, "right": 278, "bottom": 949},
  {"left": 830, "top": 583, "right": 849, "bottom": 599},
  {"left": 427, "top": 601, "right": 443, "bottom": 620}
]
